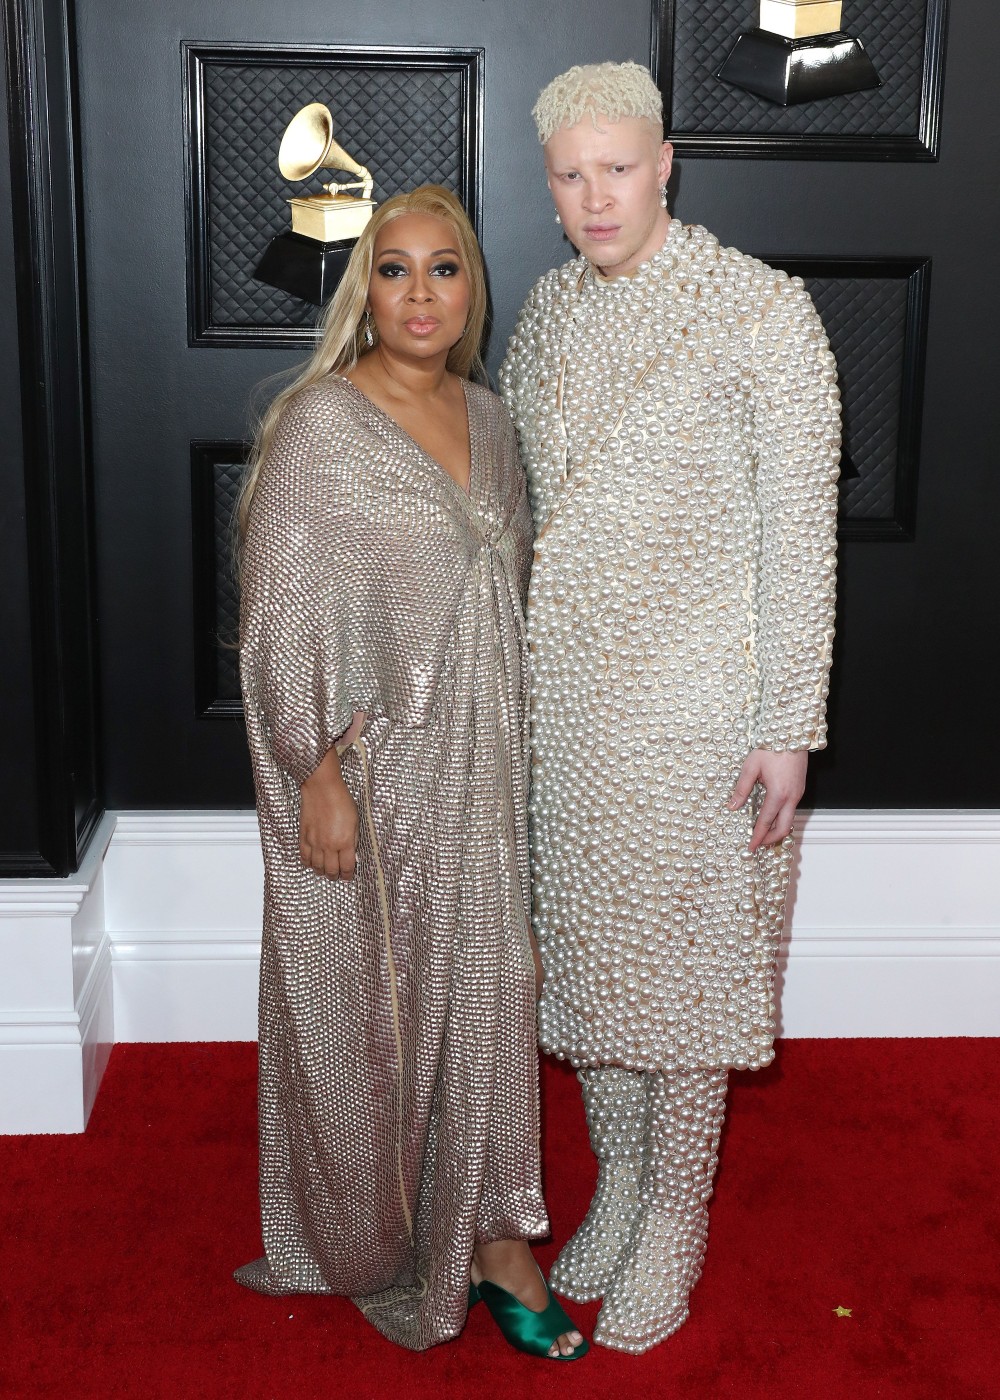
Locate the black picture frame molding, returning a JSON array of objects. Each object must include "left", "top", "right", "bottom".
[{"left": 183, "top": 42, "right": 485, "bottom": 347}]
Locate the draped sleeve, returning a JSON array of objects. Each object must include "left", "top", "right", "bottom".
[
  {"left": 239, "top": 378, "right": 478, "bottom": 786},
  {"left": 749, "top": 276, "right": 841, "bottom": 753}
]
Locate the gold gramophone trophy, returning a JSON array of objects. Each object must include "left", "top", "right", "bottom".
[
  {"left": 254, "top": 102, "right": 376, "bottom": 305},
  {"left": 717, "top": 1, "right": 880, "bottom": 106}
]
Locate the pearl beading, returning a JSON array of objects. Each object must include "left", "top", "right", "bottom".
[
  {"left": 593, "top": 1068, "right": 729, "bottom": 1352},
  {"left": 549, "top": 1065, "right": 647, "bottom": 1301},
  {"left": 500, "top": 221, "right": 840, "bottom": 1074}
]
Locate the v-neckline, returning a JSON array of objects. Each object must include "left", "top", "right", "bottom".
[{"left": 337, "top": 373, "right": 475, "bottom": 500}]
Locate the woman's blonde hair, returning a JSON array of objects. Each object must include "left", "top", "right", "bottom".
[{"left": 236, "top": 184, "right": 487, "bottom": 543}]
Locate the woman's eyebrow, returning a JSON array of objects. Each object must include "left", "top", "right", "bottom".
[{"left": 376, "top": 247, "right": 461, "bottom": 258}]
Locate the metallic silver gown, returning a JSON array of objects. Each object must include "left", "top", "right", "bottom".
[
  {"left": 500, "top": 220, "right": 841, "bottom": 1075},
  {"left": 236, "top": 375, "right": 548, "bottom": 1351}
]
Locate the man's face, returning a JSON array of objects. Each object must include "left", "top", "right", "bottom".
[{"left": 544, "top": 114, "right": 673, "bottom": 278}]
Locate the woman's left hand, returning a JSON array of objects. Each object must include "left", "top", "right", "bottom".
[{"left": 727, "top": 749, "right": 808, "bottom": 853}]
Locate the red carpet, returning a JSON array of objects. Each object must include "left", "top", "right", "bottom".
[{"left": 3, "top": 1040, "right": 998, "bottom": 1400}]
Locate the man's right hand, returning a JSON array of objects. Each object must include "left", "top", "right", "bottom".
[{"left": 299, "top": 748, "right": 359, "bottom": 880}]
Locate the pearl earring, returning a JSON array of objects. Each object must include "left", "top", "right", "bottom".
[
  {"left": 659, "top": 185, "right": 668, "bottom": 209},
  {"left": 555, "top": 211, "right": 561, "bottom": 225}
]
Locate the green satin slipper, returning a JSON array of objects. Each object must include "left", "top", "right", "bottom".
[{"left": 476, "top": 1277, "right": 589, "bottom": 1361}]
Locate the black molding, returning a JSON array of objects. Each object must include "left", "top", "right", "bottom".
[
  {"left": 764, "top": 255, "right": 931, "bottom": 541},
  {"left": 2, "top": 0, "right": 102, "bottom": 876},
  {"left": 652, "top": 0, "right": 949, "bottom": 160},
  {"left": 183, "top": 42, "right": 486, "bottom": 347},
  {"left": 0, "top": 851, "right": 62, "bottom": 877},
  {"left": 191, "top": 440, "right": 249, "bottom": 719}
]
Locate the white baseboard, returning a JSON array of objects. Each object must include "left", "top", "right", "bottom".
[
  {"left": 104, "top": 811, "right": 263, "bottom": 1043},
  {"left": 0, "top": 815, "right": 115, "bottom": 1133},
  {"left": 111, "top": 937, "right": 261, "bottom": 1042},
  {"left": 2, "top": 808, "right": 999, "bottom": 1132}
]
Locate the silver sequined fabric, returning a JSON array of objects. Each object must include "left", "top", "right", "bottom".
[
  {"left": 235, "top": 375, "right": 548, "bottom": 1352},
  {"left": 500, "top": 220, "right": 840, "bottom": 1074}
]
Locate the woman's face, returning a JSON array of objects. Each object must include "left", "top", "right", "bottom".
[{"left": 366, "top": 213, "right": 471, "bottom": 362}]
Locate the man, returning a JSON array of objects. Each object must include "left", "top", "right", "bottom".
[{"left": 500, "top": 61, "right": 840, "bottom": 1353}]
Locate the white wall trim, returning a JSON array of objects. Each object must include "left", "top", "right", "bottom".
[
  {"left": 111, "top": 936, "right": 261, "bottom": 960},
  {"left": 0, "top": 927, "right": 112, "bottom": 1040},
  {"left": 3, "top": 807, "right": 1000, "bottom": 1131},
  {"left": 0, "top": 814, "right": 115, "bottom": 1132},
  {"left": 794, "top": 811, "right": 1000, "bottom": 843},
  {"left": 110, "top": 811, "right": 261, "bottom": 843},
  {"left": 781, "top": 929, "right": 1000, "bottom": 954}
]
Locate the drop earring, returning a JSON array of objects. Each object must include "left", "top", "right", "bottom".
[
  {"left": 554, "top": 211, "right": 561, "bottom": 225},
  {"left": 659, "top": 185, "right": 668, "bottom": 209},
  {"left": 363, "top": 310, "right": 374, "bottom": 347}
]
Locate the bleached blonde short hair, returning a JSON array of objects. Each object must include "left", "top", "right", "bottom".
[{"left": 532, "top": 61, "right": 664, "bottom": 145}]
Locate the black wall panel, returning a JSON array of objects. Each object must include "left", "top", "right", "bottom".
[
  {"left": 1, "top": 0, "right": 101, "bottom": 874},
  {"left": 0, "top": 41, "right": 42, "bottom": 863},
  {"left": 59, "top": 0, "right": 1000, "bottom": 812}
]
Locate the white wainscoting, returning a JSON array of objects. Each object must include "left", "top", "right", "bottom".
[
  {"left": 2, "top": 809, "right": 999, "bottom": 1132},
  {"left": 0, "top": 814, "right": 116, "bottom": 1134},
  {"left": 104, "top": 813, "right": 264, "bottom": 1044},
  {"left": 777, "top": 812, "right": 1000, "bottom": 1037}
]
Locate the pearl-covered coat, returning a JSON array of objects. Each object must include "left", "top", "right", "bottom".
[{"left": 500, "top": 221, "right": 840, "bottom": 1072}]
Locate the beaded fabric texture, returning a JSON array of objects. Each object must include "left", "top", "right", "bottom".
[
  {"left": 236, "top": 375, "right": 548, "bottom": 1351},
  {"left": 500, "top": 220, "right": 841, "bottom": 1075},
  {"left": 548, "top": 1066, "right": 647, "bottom": 1300},
  {"left": 593, "top": 1068, "right": 729, "bottom": 1352}
]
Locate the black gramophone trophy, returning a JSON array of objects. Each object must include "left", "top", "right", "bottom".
[
  {"left": 717, "top": 1, "right": 880, "bottom": 106},
  {"left": 254, "top": 103, "right": 376, "bottom": 305}
]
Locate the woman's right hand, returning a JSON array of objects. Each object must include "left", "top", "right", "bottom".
[{"left": 299, "top": 748, "right": 359, "bottom": 880}]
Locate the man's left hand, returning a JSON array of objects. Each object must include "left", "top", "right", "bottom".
[{"left": 727, "top": 749, "right": 808, "bottom": 853}]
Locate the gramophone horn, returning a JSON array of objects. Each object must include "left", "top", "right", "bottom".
[{"left": 278, "top": 102, "right": 368, "bottom": 182}]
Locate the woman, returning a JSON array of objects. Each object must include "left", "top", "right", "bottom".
[{"left": 235, "top": 186, "right": 586, "bottom": 1360}]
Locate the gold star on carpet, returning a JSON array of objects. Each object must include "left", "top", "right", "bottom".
[{"left": 832, "top": 1306, "right": 852, "bottom": 1318}]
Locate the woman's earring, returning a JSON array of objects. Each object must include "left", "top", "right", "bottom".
[
  {"left": 363, "top": 310, "right": 374, "bottom": 347},
  {"left": 659, "top": 185, "right": 668, "bottom": 209},
  {"left": 554, "top": 211, "right": 561, "bottom": 225}
]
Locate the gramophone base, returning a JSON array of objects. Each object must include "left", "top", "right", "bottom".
[
  {"left": 717, "top": 28, "right": 881, "bottom": 107},
  {"left": 253, "top": 231, "right": 357, "bottom": 306}
]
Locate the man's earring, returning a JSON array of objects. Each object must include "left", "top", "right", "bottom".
[
  {"left": 363, "top": 310, "right": 374, "bottom": 347},
  {"left": 659, "top": 184, "right": 668, "bottom": 209}
]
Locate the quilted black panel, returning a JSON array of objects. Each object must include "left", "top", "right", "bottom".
[
  {"left": 768, "top": 260, "right": 928, "bottom": 536},
  {"left": 192, "top": 442, "right": 248, "bottom": 716},
  {"left": 660, "top": 0, "right": 947, "bottom": 154},
  {"left": 671, "top": 0, "right": 926, "bottom": 136},
  {"left": 210, "top": 458, "right": 243, "bottom": 701},
  {"left": 188, "top": 48, "right": 481, "bottom": 342},
  {"left": 814, "top": 275, "right": 907, "bottom": 519}
]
